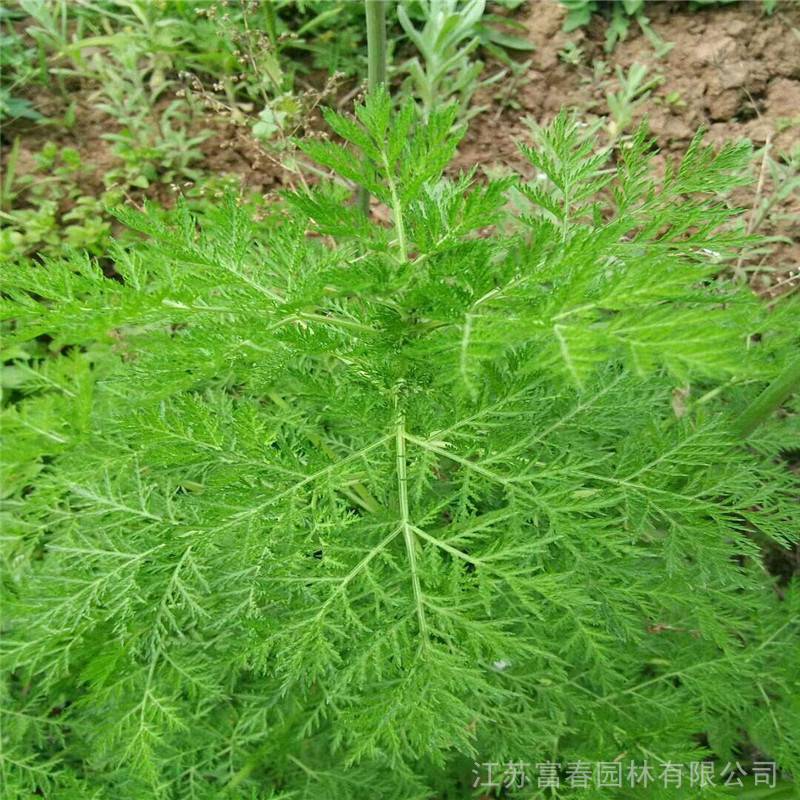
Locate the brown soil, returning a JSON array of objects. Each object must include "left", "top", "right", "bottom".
[{"left": 464, "top": 1, "right": 800, "bottom": 161}]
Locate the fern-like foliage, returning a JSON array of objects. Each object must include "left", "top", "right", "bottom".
[{"left": 2, "top": 91, "right": 798, "bottom": 798}]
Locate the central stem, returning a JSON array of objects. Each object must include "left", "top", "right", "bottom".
[
  {"left": 358, "top": 0, "right": 388, "bottom": 215},
  {"left": 395, "top": 413, "right": 428, "bottom": 645},
  {"left": 365, "top": 0, "right": 388, "bottom": 90}
]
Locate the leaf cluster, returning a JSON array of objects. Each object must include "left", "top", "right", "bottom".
[{"left": 1, "top": 91, "right": 798, "bottom": 798}]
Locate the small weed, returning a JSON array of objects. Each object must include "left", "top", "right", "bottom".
[
  {"left": 664, "top": 89, "right": 687, "bottom": 108},
  {"left": 560, "top": 0, "right": 672, "bottom": 53},
  {"left": 491, "top": 55, "right": 533, "bottom": 119},
  {"left": 0, "top": 141, "right": 113, "bottom": 260},
  {"left": 0, "top": 6, "right": 43, "bottom": 122},
  {"left": 561, "top": 0, "right": 775, "bottom": 52},
  {"left": 606, "top": 62, "right": 664, "bottom": 138},
  {"left": 397, "top": 0, "right": 489, "bottom": 122},
  {"left": 736, "top": 136, "right": 800, "bottom": 286},
  {"left": 101, "top": 104, "right": 210, "bottom": 191},
  {"left": 559, "top": 40, "right": 586, "bottom": 67}
]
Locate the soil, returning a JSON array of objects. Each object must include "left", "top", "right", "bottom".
[
  {"left": 458, "top": 0, "right": 800, "bottom": 287},
  {"left": 3, "top": 1, "right": 798, "bottom": 283},
  {"left": 464, "top": 1, "right": 800, "bottom": 161}
]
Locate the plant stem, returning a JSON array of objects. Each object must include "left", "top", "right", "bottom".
[
  {"left": 365, "top": 0, "right": 388, "bottom": 90},
  {"left": 381, "top": 151, "right": 407, "bottom": 261},
  {"left": 734, "top": 357, "right": 800, "bottom": 439},
  {"left": 395, "top": 413, "right": 428, "bottom": 647},
  {"left": 357, "top": 0, "right": 388, "bottom": 215}
]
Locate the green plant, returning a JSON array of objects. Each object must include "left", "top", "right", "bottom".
[
  {"left": 606, "top": 61, "right": 664, "bottom": 138},
  {"left": 2, "top": 93, "right": 799, "bottom": 798},
  {"left": 13, "top": 0, "right": 72, "bottom": 91},
  {"left": 560, "top": 0, "right": 665, "bottom": 52},
  {"left": 0, "top": 6, "right": 43, "bottom": 121},
  {"left": 0, "top": 141, "right": 114, "bottom": 261},
  {"left": 396, "top": 0, "right": 529, "bottom": 124},
  {"left": 267, "top": 0, "right": 373, "bottom": 79},
  {"left": 561, "top": 0, "right": 777, "bottom": 52},
  {"left": 397, "top": 0, "right": 487, "bottom": 121},
  {"left": 101, "top": 103, "right": 210, "bottom": 190},
  {"left": 490, "top": 54, "right": 533, "bottom": 119},
  {"left": 25, "top": 0, "right": 241, "bottom": 96},
  {"left": 689, "top": 0, "right": 777, "bottom": 11},
  {"left": 664, "top": 88, "right": 687, "bottom": 108},
  {"left": 559, "top": 40, "right": 586, "bottom": 67}
]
